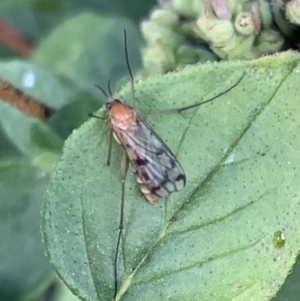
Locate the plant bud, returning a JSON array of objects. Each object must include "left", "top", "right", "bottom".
[
  {"left": 286, "top": 0, "right": 300, "bottom": 25},
  {"left": 234, "top": 12, "right": 257, "bottom": 36}
]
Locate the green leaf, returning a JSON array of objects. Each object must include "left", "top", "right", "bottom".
[
  {"left": 43, "top": 51, "right": 300, "bottom": 301},
  {"left": 0, "top": 159, "right": 54, "bottom": 301},
  {"left": 0, "top": 60, "right": 79, "bottom": 155},
  {"left": 0, "top": 127, "right": 21, "bottom": 159},
  {"left": 32, "top": 12, "right": 142, "bottom": 94},
  {"left": 54, "top": 281, "right": 82, "bottom": 301},
  {"left": 0, "top": 2, "right": 59, "bottom": 42},
  {"left": 0, "top": 60, "right": 78, "bottom": 109},
  {"left": 273, "top": 254, "right": 300, "bottom": 301},
  {"left": 0, "top": 102, "right": 64, "bottom": 155},
  {"left": 0, "top": 0, "right": 61, "bottom": 12},
  {"left": 47, "top": 93, "right": 101, "bottom": 140}
]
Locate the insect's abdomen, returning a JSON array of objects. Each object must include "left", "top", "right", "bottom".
[{"left": 136, "top": 175, "right": 159, "bottom": 204}]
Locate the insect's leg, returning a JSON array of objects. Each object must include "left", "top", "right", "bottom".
[
  {"left": 107, "top": 129, "right": 113, "bottom": 166},
  {"left": 175, "top": 72, "right": 245, "bottom": 113},
  {"left": 119, "top": 149, "right": 128, "bottom": 234},
  {"left": 88, "top": 113, "right": 105, "bottom": 120},
  {"left": 89, "top": 113, "right": 113, "bottom": 165},
  {"left": 114, "top": 149, "right": 128, "bottom": 300},
  {"left": 150, "top": 72, "right": 245, "bottom": 116}
]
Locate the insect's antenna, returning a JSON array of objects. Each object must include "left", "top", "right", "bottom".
[
  {"left": 107, "top": 78, "right": 113, "bottom": 97},
  {"left": 123, "top": 29, "right": 135, "bottom": 101},
  {"left": 95, "top": 84, "right": 108, "bottom": 98}
]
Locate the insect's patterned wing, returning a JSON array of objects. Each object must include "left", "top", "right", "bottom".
[{"left": 121, "top": 115, "right": 186, "bottom": 200}]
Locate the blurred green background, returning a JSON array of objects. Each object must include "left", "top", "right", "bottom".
[{"left": 0, "top": 1, "right": 299, "bottom": 301}]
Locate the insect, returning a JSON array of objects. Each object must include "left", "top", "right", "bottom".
[
  {"left": 99, "top": 90, "right": 187, "bottom": 204},
  {"left": 91, "top": 30, "right": 244, "bottom": 300},
  {"left": 94, "top": 40, "right": 186, "bottom": 204},
  {"left": 91, "top": 30, "right": 186, "bottom": 299}
]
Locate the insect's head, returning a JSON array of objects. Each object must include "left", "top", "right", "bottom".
[{"left": 106, "top": 99, "right": 121, "bottom": 110}]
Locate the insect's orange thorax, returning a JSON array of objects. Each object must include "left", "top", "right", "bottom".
[{"left": 108, "top": 100, "right": 136, "bottom": 131}]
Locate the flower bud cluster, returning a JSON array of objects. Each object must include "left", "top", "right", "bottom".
[{"left": 140, "top": 0, "right": 299, "bottom": 74}]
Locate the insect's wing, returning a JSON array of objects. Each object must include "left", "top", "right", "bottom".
[{"left": 123, "top": 116, "right": 186, "bottom": 198}]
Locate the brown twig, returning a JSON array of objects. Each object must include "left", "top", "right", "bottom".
[
  {"left": 0, "top": 19, "right": 32, "bottom": 57},
  {"left": 0, "top": 78, "right": 55, "bottom": 120}
]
